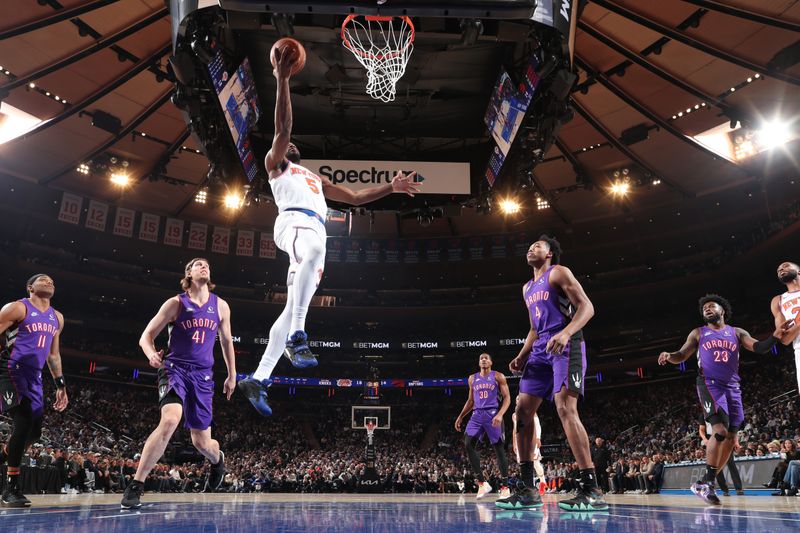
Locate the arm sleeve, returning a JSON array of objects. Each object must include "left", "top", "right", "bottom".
[{"left": 751, "top": 335, "right": 779, "bottom": 354}]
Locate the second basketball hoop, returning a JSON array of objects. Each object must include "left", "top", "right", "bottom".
[{"left": 341, "top": 15, "right": 415, "bottom": 103}]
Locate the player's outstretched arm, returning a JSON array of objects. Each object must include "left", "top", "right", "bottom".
[
  {"left": 265, "top": 47, "right": 297, "bottom": 174},
  {"left": 771, "top": 295, "right": 799, "bottom": 346},
  {"left": 454, "top": 375, "right": 475, "bottom": 432},
  {"left": 48, "top": 311, "right": 68, "bottom": 411},
  {"left": 217, "top": 298, "right": 237, "bottom": 400},
  {"left": 321, "top": 170, "right": 420, "bottom": 206},
  {"left": 658, "top": 329, "right": 700, "bottom": 365},
  {"left": 736, "top": 322, "right": 792, "bottom": 354},
  {"left": 139, "top": 297, "right": 180, "bottom": 369}
]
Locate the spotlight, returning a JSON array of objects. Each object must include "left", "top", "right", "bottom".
[
  {"left": 757, "top": 119, "right": 792, "bottom": 149},
  {"left": 28, "top": 82, "right": 35, "bottom": 89},
  {"left": 195, "top": 188, "right": 208, "bottom": 204},
  {"left": 224, "top": 193, "right": 243, "bottom": 209},
  {"left": 536, "top": 196, "right": 550, "bottom": 210},
  {"left": 110, "top": 172, "right": 130, "bottom": 187},
  {"left": 499, "top": 198, "right": 521, "bottom": 214},
  {"left": 76, "top": 163, "right": 90, "bottom": 175},
  {"left": 610, "top": 180, "right": 630, "bottom": 196},
  {"left": 651, "top": 179, "right": 661, "bottom": 186}
]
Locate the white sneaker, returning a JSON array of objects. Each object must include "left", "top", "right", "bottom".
[
  {"left": 476, "top": 481, "right": 493, "bottom": 499},
  {"left": 498, "top": 486, "right": 511, "bottom": 499}
]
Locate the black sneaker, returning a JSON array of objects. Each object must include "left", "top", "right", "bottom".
[
  {"left": 735, "top": 490, "right": 744, "bottom": 496},
  {"left": 204, "top": 451, "right": 225, "bottom": 492},
  {"left": 558, "top": 487, "right": 609, "bottom": 511},
  {"left": 1, "top": 487, "right": 31, "bottom": 508},
  {"left": 121, "top": 481, "right": 144, "bottom": 509},
  {"left": 495, "top": 484, "right": 543, "bottom": 509},
  {"left": 283, "top": 330, "right": 318, "bottom": 369}
]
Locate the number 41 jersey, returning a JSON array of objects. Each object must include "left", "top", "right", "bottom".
[{"left": 167, "top": 293, "right": 220, "bottom": 369}]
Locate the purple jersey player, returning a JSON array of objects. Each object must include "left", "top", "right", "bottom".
[
  {"left": 121, "top": 258, "right": 237, "bottom": 509},
  {"left": 658, "top": 294, "right": 791, "bottom": 505},
  {"left": 455, "top": 353, "right": 511, "bottom": 500},
  {"left": 497, "top": 235, "right": 606, "bottom": 512},
  {"left": 0, "top": 274, "right": 68, "bottom": 508}
]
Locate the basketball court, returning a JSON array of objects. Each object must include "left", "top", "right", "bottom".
[{"left": 1, "top": 493, "right": 798, "bottom": 531}]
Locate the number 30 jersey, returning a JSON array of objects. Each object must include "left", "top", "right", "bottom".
[
  {"left": 269, "top": 161, "right": 328, "bottom": 219},
  {"left": 697, "top": 325, "right": 740, "bottom": 384},
  {"left": 167, "top": 293, "right": 220, "bottom": 369}
]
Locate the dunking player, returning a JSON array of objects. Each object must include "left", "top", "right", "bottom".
[
  {"left": 0, "top": 274, "right": 67, "bottom": 507},
  {"left": 454, "top": 353, "right": 512, "bottom": 500},
  {"left": 238, "top": 43, "right": 420, "bottom": 416},
  {"left": 121, "top": 259, "right": 236, "bottom": 509},
  {"left": 512, "top": 405, "right": 546, "bottom": 493},
  {"left": 496, "top": 235, "right": 606, "bottom": 511},
  {"left": 772, "top": 262, "right": 800, "bottom": 392},
  {"left": 658, "top": 294, "right": 791, "bottom": 505}
]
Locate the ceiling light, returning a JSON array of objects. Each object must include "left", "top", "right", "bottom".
[
  {"left": 610, "top": 181, "right": 630, "bottom": 196},
  {"left": 499, "top": 198, "right": 521, "bottom": 214},
  {"left": 110, "top": 172, "right": 130, "bottom": 187},
  {"left": 195, "top": 189, "right": 208, "bottom": 204},
  {"left": 756, "top": 119, "right": 792, "bottom": 150},
  {"left": 224, "top": 193, "right": 243, "bottom": 209}
]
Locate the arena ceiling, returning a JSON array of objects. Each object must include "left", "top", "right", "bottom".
[{"left": 0, "top": 0, "right": 799, "bottom": 242}]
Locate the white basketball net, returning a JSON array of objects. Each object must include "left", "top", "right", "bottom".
[{"left": 342, "top": 15, "right": 415, "bottom": 103}]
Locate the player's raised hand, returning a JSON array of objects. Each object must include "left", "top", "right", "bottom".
[
  {"left": 147, "top": 349, "right": 164, "bottom": 369},
  {"left": 272, "top": 46, "right": 297, "bottom": 79},
  {"left": 391, "top": 170, "right": 420, "bottom": 197},
  {"left": 774, "top": 318, "right": 796, "bottom": 339},
  {"left": 53, "top": 387, "right": 68, "bottom": 411},
  {"left": 224, "top": 374, "right": 236, "bottom": 400},
  {"left": 657, "top": 352, "right": 671, "bottom": 366}
]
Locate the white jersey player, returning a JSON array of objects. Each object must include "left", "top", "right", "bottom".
[
  {"left": 772, "top": 261, "right": 800, "bottom": 393},
  {"left": 512, "top": 411, "right": 545, "bottom": 488},
  {"left": 238, "top": 44, "right": 419, "bottom": 417}
]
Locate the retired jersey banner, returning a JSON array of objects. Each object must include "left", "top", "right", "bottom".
[
  {"left": 188, "top": 222, "right": 208, "bottom": 250},
  {"left": 212, "top": 227, "right": 230, "bottom": 254},
  {"left": 236, "top": 230, "right": 254, "bottom": 256},
  {"left": 259, "top": 232, "right": 277, "bottom": 259},
  {"left": 139, "top": 213, "right": 160, "bottom": 242},
  {"left": 112, "top": 207, "right": 135, "bottom": 237},
  {"left": 58, "top": 192, "right": 82, "bottom": 224},
  {"left": 303, "top": 159, "right": 470, "bottom": 195},
  {"left": 85, "top": 200, "right": 109, "bottom": 232},
  {"left": 164, "top": 218, "right": 184, "bottom": 247}
]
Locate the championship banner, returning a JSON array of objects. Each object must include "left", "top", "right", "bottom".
[
  {"left": 303, "top": 159, "right": 470, "bottom": 195},
  {"left": 469, "top": 237, "right": 485, "bottom": 260},
  {"left": 85, "top": 200, "right": 109, "bottom": 232},
  {"left": 259, "top": 232, "right": 276, "bottom": 259},
  {"left": 112, "top": 207, "right": 135, "bottom": 237},
  {"left": 403, "top": 240, "right": 419, "bottom": 264},
  {"left": 139, "top": 213, "right": 160, "bottom": 242},
  {"left": 212, "top": 226, "right": 230, "bottom": 254},
  {"left": 326, "top": 238, "right": 342, "bottom": 263},
  {"left": 385, "top": 240, "right": 399, "bottom": 263},
  {"left": 345, "top": 240, "right": 361, "bottom": 263},
  {"left": 58, "top": 192, "right": 82, "bottom": 224},
  {"left": 366, "top": 240, "right": 381, "bottom": 263},
  {"left": 188, "top": 222, "right": 208, "bottom": 250},
  {"left": 447, "top": 238, "right": 463, "bottom": 261},
  {"left": 164, "top": 218, "right": 184, "bottom": 247},
  {"left": 236, "top": 230, "right": 254, "bottom": 256}
]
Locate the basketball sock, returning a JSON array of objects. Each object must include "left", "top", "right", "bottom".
[
  {"left": 520, "top": 461, "right": 534, "bottom": 488},
  {"left": 579, "top": 468, "right": 598, "bottom": 491},
  {"left": 252, "top": 295, "right": 294, "bottom": 381},
  {"left": 288, "top": 233, "right": 325, "bottom": 334},
  {"left": 704, "top": 465, "right": 717, "bottom": 484},
  {"left": 7, "top": 467, "right": 19, "bottom": 489}
]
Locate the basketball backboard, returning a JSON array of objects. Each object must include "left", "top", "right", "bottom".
[{"left": 352, "top": 405, "right": 391, "bottom": 430}]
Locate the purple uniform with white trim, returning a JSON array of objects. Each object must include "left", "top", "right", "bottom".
[
  {"left": 466, "top": 371, "right": 503, "bottom": 444},
  {"left": 0, "top": 299, "right": 59, "bottom": 418},
  {"left": 519, "top": 266, "right": 587, "bottom": 400},
  {"left": 157, "top": 293, "right": 220, "bottom": 430},
  {"left": 695, "top": 325, "right": 744, "bottom": 429}
]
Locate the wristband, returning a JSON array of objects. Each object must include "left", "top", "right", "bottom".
[{"left": 54, "top": 376, "right": 66, "bottom": 389}]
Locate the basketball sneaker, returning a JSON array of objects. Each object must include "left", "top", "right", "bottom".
[
  {"left": 121, "top": 480, "right": 144, "bottom": 509},
  {"left": 495, "top": 482, "right": 543, "bottom": 509},
  {"left": 237, "top": 376, "right": 273, "bottom": 417},
  {"left": 690, "top": 481, "right": 721, "bottom": 505},
  {"left": 558, "top": 487, "right": 609, "bottom": 511},
  {"left": 498, "top": 485, "right": 511, "bottom": 499},
  {"left": 204, "top": 451, "right": 225, "bottom": 492},
  {"left": 283, "top": 331, "right": 318, "bottom": 368},
  {"left": 1, "top": 487, "right": 31, "bottom": 508},
  {"left": 476, "top": 481, "right": 493, "bottom": 499}
]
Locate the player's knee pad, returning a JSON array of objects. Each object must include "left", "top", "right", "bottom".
[{"left": 714, "top": 432, "right": 726, "bottom": 442}]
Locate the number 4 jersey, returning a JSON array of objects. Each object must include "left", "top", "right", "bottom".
[
  {"left": 167, "top": 293, "right": 220, "bottom": 369},
  {"left": 269, "top": 161, "right": 328, "bottom": 220},
  {"left": 697, "top": 325, "right": 740, "bottom": 383}
]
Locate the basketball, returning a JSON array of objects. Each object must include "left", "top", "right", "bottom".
[{"left": 270, "top": 37, "right": 306, "bottom": 76}]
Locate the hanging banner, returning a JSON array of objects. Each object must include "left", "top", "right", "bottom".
[
  {"left": 345, "top": 240, "right": 361, "bottom": 263},
  {"left": 58, "top": 192, "right": 83, "bottom": 224},
  {"left": 112, "top": 207, "right": 135, "bottom": 237},
  {"left": 236, "top": 230, "right": 254, "bottom": 256},
  {"left": 164, "top": 218, "right": 184, "bottom": 247},
  {"left": 447, "top": 238, "right": 463, "bottom": 261},
  {"left": 385, "top": 240, "right": 399, "bottom": 263},
  {"left": 366, "top": 240, "right": 381, "bottom": 263},
  {"left": 139, "top": 213, "right": 160, "bottom": 243},
  {"left": 326, "top": 238, "right": 342, "bottom": 263},
  {"left": 212, "top": 227, "right": 230, "bottom": 254},
  {"left": 403, "top": 240, "right": 419, "bottom": 264},
  {"left": 85, "top": 200, "right": 109, "bottom": 232},
  {"left": 259, "top": 232, "right": 277, "bottom": 259},
  {"left": 188, "top": 222, "right": 208, "bottom": 250},
  {"left": 469, "top": 237, "right": 485, "bottom": 260}
]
